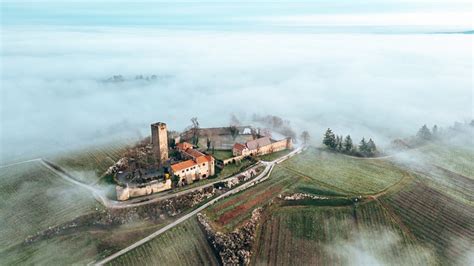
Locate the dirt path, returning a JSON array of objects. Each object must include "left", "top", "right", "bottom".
[
  {"left": 0, "top": 158, "right": 43, "bottom": 169},
  {"left": 370, "top": 172, "right": 415, "bottom": 199}
]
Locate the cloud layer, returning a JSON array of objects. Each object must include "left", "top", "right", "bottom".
[{"left": 0, "top": 27, "right": 472, "bottom": 162}]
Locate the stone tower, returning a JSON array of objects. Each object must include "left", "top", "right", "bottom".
[{"left": 151, "top": 122, "right": 169, "bottom": 166}]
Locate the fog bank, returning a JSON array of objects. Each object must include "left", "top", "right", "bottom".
[{"left": 1, "top": 27, "right": 472, "bottom": 162}]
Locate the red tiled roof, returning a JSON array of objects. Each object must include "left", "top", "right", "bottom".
[
  {"left": 196, "top": 156, "right": 209, "bottom": 164},
  {"left": 171, "top": 160, "right": 196, "bottom": 172},
  {"left": 233, "top": 143, "right": 246, "bottom": 151},
  {"left": 185, "top": 148, "right": 205, "bottom": 158}
]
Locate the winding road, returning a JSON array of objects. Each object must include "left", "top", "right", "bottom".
[{"left": 93, "top": 147, "right": 304, "bottom": 265}]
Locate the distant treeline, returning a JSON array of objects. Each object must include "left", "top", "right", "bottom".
[
  {"left": 104, "top": 74, "right": 172, "bottom": 83},
  {"left": 405, "top": 120, "right": 474, "bottom": 146},
  {"left": 322, "top": 128, "right": 378, "bottom": 157}
]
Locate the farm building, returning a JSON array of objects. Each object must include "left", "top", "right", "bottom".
[
  {"left": 232, "top": 136, "right": 293, "bottom": 157},
  {"left": 171, "top": 142, "right": 215, "bottom": 183}
]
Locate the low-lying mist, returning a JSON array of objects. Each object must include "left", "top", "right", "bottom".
[{"left": 1, "top": 27, "right": 472, "bottom": 163}]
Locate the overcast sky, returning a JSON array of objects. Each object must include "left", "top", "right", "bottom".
[
  {"left": 1, "top": 0, "right": 472, "bottom": 30},
  {"left": 0, "top": 1, "right": 473, "bottom": 162}
]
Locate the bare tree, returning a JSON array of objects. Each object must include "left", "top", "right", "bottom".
[
  {"left": 230, "top": 114, "right": 241, "bottom": 126},
  {"left": 190, "top": 117, "right": 200, "bottom": 145},
  {"left": 229, "top": 125, "right": 239, "bottom": 140},
  {"left": 301, "top": 131, "right": 310, "bottom": 145}
]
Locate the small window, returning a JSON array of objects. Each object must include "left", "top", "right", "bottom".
[{"left": 202, "top": 163, "right": 205, "bottom": 166}]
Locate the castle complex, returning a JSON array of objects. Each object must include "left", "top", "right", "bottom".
[
  {"left": 151, "top": 122, "right": 216, "bottom": 184},
  {"left": 116, "top": 121, "right": 292, "bottom": 201}
]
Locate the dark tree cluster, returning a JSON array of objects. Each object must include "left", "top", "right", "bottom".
[
  {"left": 323, "top": 128, "right": 378, "bottom": 157},
  {"left": 416, "top": 124, "right": 439, "bottom": 141}
]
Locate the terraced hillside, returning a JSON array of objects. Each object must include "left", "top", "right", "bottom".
[{"left": 110, "top": 217, "right": 219, "bottom": 266}]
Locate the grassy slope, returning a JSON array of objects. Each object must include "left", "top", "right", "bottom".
[
  {"left": 0, "top": 161, "right": 102, "bottom": 264},
  {"left": 278, "top": 148, "right": 407, "bottom": 195},
  {"left": 418, "top": 143, "right": 474, "bottom": 179},
  {"left": 110, "top": 216, "right": 219, "bottom": 266}
]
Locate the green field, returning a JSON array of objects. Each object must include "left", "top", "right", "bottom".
[
  {"left": 211, "top": 149, "right": 234, "bottom": 160},
  {"left": 110, "top": 217, "right": 219, "bottom": 266},
  {"left": 410, "top": 142, "right": 474, "bottom": 179},
  {"left": 279, "top": 148, "right": 408, "bottom": 195}
]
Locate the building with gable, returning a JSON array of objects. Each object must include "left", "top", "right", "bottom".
[
  {"left": 232, "top": 136, "right": 293, "bottom": 157},
  {"left": 171, "top": 142, "right": 215, "bottom": 183}
]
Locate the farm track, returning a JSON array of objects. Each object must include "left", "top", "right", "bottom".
[
  {"left": 371, "top": 171, "right": 415, "bottom": 199},
  {"left": 94, "top": 147, "right": 304, "bottom": 265},
  {"left": 0, "top": 158, "right": 43, "bottom": 169}
]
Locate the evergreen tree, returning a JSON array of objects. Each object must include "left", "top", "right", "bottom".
[
  {"left": 359, "top": 138, "right": 369, "bottom": 156},
  {"left": 323, "top": 128, "right": 337, "bottom": 149},
  {"left": 343, "top": 135, "right": 353, "bottom": 153},
  {"left": 367, "top": 138, "right": 377, "bottom": 155},
  {"left": 417, "top": 124, "right": 432, "bottom": 140}
]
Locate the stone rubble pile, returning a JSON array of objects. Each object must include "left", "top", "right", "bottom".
[
  {"left": 105, "top": 157, "right": 128, "bottom": 176},
  {"left": 198, "top": 207, "right": 263, "bottom": 265},
  {"left": 280, "top": 193, "right": 328, "bottom": 201}
]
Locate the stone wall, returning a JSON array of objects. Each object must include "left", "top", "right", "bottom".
[
  {"left": 221, "top": 154, "right": 247, "bottom": 166},
  {"left": 116, "top": 179, "right": 172, "bottom": 201}
]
